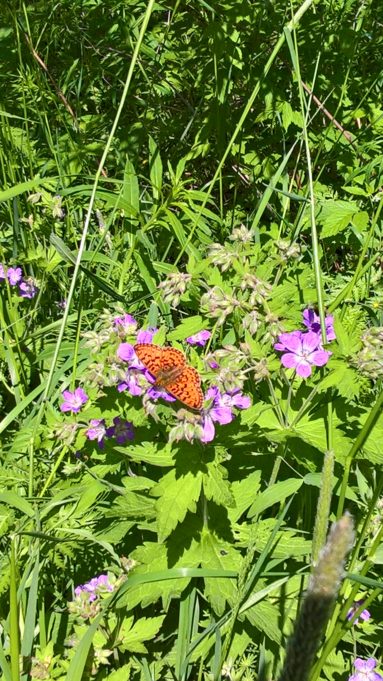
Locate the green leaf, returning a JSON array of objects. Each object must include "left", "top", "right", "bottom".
[
  {"left": 124, "top": 543, "right": 192, "bottom": 609},
  {"left": 245, "top": 600, "right": 282, "bottom": 643},
  {"left": 122, "top": 156, "right": 140, "bottom": 212},
  {"left": 126, "top": 442, "right": 174, "bottom": 467},
  {"left": 203, "top": 462, "right": 234, "bottom": 508},
  {"left": 248, "top": 478, "right": 303, "bottom": 518},
  {"left": 167, "top": 316, "right": 206, "bottom": 341},
  {"left": 200, "top": 528, "right": 242, "bottom": 615},
  {"left": 149, "top": 136, "right": 163, "bottom": 201},
  {"left": 152, "top": 469, "right": 203, "bottom": 540},
  {"left": 317, "top": 361, "right": 361, "bottom": 400},
  {"left": 119, "top": 615, "right": 165, "bottom": 653},
  {"left": 228, "top": 470, "right": 262, "bottom": 522},
  {"left": 0, "top": 492, "right": 34, "bottom": 518},
  {"left": 319, "top": 199, "right": 359, "bottom": 238}
]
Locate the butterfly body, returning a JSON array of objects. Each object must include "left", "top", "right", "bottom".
[{"left": 134, "top": 343, "right": 203, "bottom": 410}]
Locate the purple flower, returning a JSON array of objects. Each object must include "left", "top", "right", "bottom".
[
  {"left": 136, "top": 327, "right": 158, "bottom": 344},
  {"left": 85, "top": 419, "right": 106, "bottom": 448},
  {"left": 347, "top": 600, "right": 371, "bottom": 624},
  {"left": 106, "top": 417, "right": 134, "bottom": 444},
  {"left": 74, "top": 574, "right": 114, "bottom": 602},
  {"left": 186, "top": 330, "right": 211, "bottom": 346},
  {"left": 201, "top": 386, "right": 235, "bottom": 443},
  {"left": 220, "top": 389, "right": 251, "bottom": 410},
  {"left": 113, "top": 313, "right": 137, "bottom": 334},
  {"left": 274, "top": 330, "right": 332, "bottom": 378},
  {"left": 118, "top": 372, "right": 145, "bottom": 396},
  {"left": 0, "top": 264, "right": 5, "bottom": 281},
  {"left": 60, "top": 387, "right": 88, "bottom": 413},
  {"left": 19, "top": 279, "right": 38, "bottom": 299},
  {"left": 303, "top": 308, "right": 336, "bottom": 341},
  {"left": 349, "top": 658, "right": 383, "bottom": 681},
  {"left": 208, "top": 359, "right": 219, "bottom": 369},
  {"left": 147, "top": 385, "right": 176, "bottom": 403},
  {"left": 117, "top": 342, "right": 136, "bottom": 363},
  {"left": 7, "top": 267, "right": 22, "bottom": 286}
]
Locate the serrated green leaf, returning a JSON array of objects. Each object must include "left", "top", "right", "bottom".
[
  {"left": 201, "top": 528, "right": 242, "bottom": 615},
  {"left": 248, "top": 478, "right": 303, "bottom": 518},
  {"left": 228, "top": 470, "right": 262, "bottom": 523},
  {"left": 319, "top": 199, "right": 358, "bottom": 238},
  {"left": 153, "top": 469, "right": 203, "bottom": 540},
  {"left": 125, "top": 543, "right": 192, "bottom": 609},
  {"left": 245, "top": 600, "right": 282, "bottom": 643},
  {"left": 167, "top": 316, "right": 206, "bottom": 341},
  {"left": 119, "top": 615, "right": 165, "bottom": 653},
  {"left": 317, "top": 361, "right": 361, "bottom": 400},
  {"left": 123, "top": 442, "right": 174, "bottom": 467},
  {"left": 203, "top": 463, "right": 234, "bottom": 508}
]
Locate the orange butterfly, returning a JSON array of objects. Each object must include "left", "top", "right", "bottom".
[{"left": 134, "top": 343, "right": 203, "bottom": 410}]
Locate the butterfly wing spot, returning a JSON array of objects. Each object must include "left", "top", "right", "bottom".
[
  {"left": 134, "top": 343, "right": 163, "bottom": 375},
  {"left": 160, "top": 347, "right": 186, "bottom": 371},
  {"left": 163, "top": 366, "right": 203, "bottom": 410}
]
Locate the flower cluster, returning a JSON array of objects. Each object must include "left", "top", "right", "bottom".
[
  {"left": 352, "top": 326, "right": 383, "bottom": 380},
  {"left": 86, "top": 417, "right": 134, "bottom": 448},
  {"left": 69, "top": 574, "right": 116, "bottom": 619},
  {"left": 114, "top": 316, "right": 251, "bottom": 443},
  {"left": 274, "top": 308, "right": 335, "bottom": 378},
  {"left": 59, "top": 388, "right": 134, "bottom": 448},
  {"left": 158, "top": 272, "right": 192, "bottom": 307},
  {"left": 0, "top": 263, "right": 38, "bottom": 299},
  {"left": 349, "top": 658, "right": 383, "bottom": 681},
  {"left": 347, "top": 600, "right": 371, "bottom": 625}
]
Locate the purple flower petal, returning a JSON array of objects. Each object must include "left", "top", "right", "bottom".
[
  {"left": 117, "top": 343, "right": 135, "bottom": 362},
  {"left": 0, "top": 264, "right": 5, "bottom": 281},
  {"left": 19, "top": 280, "right": 38, "bottom": 299},
  {"left": 301, "top": 331, "right": 322, "bottom": 353},
  {"left": 210, "top": 405, "right": 234, "bottom": 425},
  {"left": 60, "top": 387, "right": 88, "bottom": 413},
  {"left": 201, "top": 415, "right": 216, "bottom": 443},
  {"left": 311, "top": 349, "right": 332, "bottom": 367},
  {"left": 113, "top": 314, "right": 137, "bottom": 333},
  {"left": 222, "top": 390, "right": 251, "bottom": 410},
  {"left": 186, "top": 330, "right": 211, "bottom": 346},
  {"left": 7, "top": 267, "right": 22, "bottom": 286},
  {"left": 136, "top": 327, "right": 158, "bottom": 344},
  {"left": 86, "top": 419, "right": 106, "bottom": 448},
  {"left": 147, "top": 386, "right": 176, "bottom": 402}
]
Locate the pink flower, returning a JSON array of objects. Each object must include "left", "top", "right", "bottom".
[
  {"left": 7, "top": 267, "right": 22, "bottom": 286},
  {"left": 200, "top": 385, "right": 250, "bottom": 443},
  {"left": 106, "top": 417, "right": 134, "bottom": 444},
  {"left": 349, "top": 658, "right": 383, "bottom": 681},
  {"left": 113, "top": 314, "right": 137, "bottom": 334},
  {"left": 347, "top": 600, "right": 371, "bottom": 624},
  {"left": 303, "top": 308, "right": 336, "bottom": 341},
  {"left": 274, "top": 331, "right": 332, "bottom": 378},
  {"left": 85, "top": 419, "right": 106, "bottom": 448},
  {"left": 0, "top": 264, "right": 5, "bottom": 281},
  {"left": 19, "top": 279, "right": 38, "bottom": 299},
  {"left": 186, "top": 330, "right": 211, "bottom": 346},
  {"left": 60, "top": 388, "right": 88, "bottom": 413},
  {"left": 136, "top": 327, "right": 158, "bottom": 344}
]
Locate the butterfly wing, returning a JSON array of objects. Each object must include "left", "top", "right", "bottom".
[
  {"left": 160, "top": 347, "right": 186, "bottom": 371},
  {"left": 163, "top": 366, "right": 203, "bottom": 410},
  {"left": 134, "top": 344, "right": 164, "bottom": 376}
]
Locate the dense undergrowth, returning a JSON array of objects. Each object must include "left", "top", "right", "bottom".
[{"left": 0, "top": 0, "right": 383, "bottom": 679}]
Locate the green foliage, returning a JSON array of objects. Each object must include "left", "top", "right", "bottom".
[{"left": 0, "top": 0, "right": 383, "bottom": 679}]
